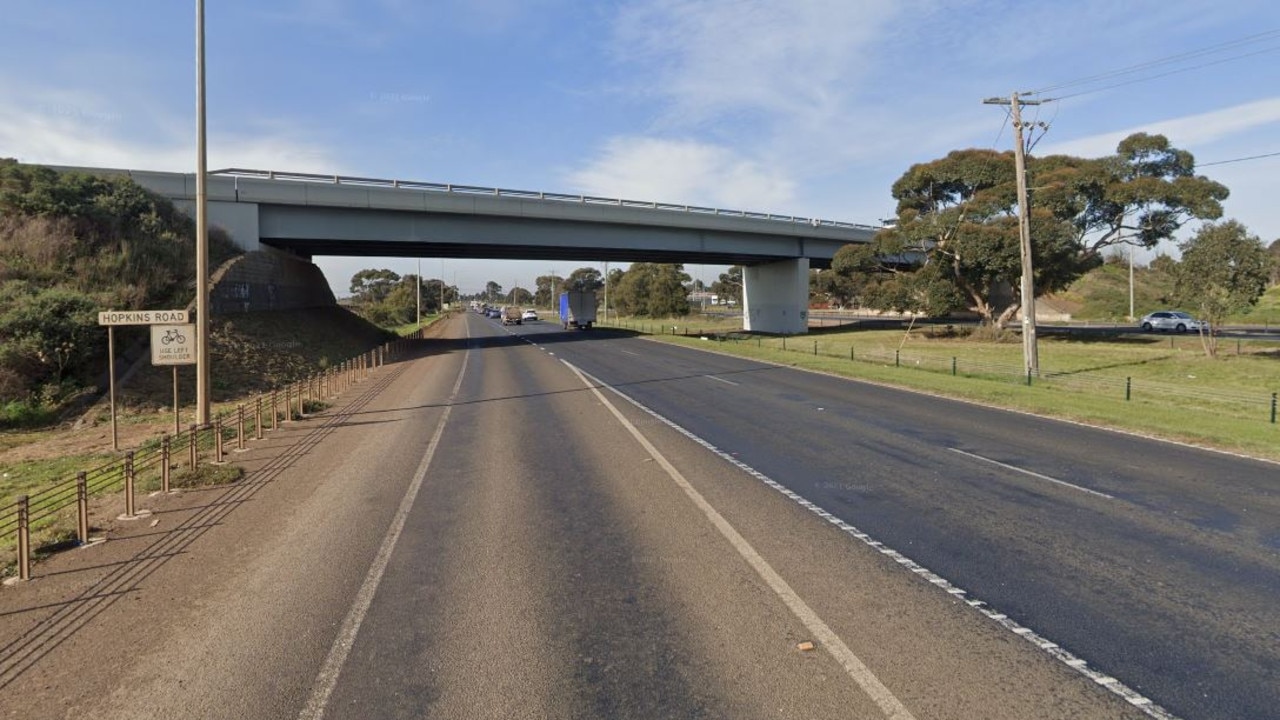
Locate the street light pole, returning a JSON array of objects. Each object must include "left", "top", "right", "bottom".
[{"left": 194, "top": 0, "right": 211, "bottom": 424}]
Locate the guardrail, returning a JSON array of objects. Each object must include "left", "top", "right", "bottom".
[
  {"left": 209, "top": 167, "right": 883, "bottom": 233},
  {"left": 2, "top": 335, "right": 422, "bottom": 583}
]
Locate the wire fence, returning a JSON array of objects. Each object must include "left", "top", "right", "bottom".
[
  {"left": 2, "top": 334, "right": 421, "bottom": 582},
  {"left": 609, "top": 320, "right": 1280, "bottom": 426}
]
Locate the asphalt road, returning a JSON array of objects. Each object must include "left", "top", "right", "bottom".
[
  {"left": 0, "top": 312, "right": 1271, "bottom": 719},
  {"left": 508, "top": 318, "right": 1278, "bottom": 720}
]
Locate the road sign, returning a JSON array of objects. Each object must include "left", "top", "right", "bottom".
[
  {"left": 150, "top": 324, "right": 197, "bottom": 366},
  {"left": 98, "top": 309, "right": 189, "bottom": 326}
]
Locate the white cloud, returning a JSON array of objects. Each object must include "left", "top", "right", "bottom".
[
  {"left": 1041, "top": 98, "right": 1280, "bottom": 159},
  {"left": 0, "top": 86, "right": 341, "bottom": 174},
  {"left": 567, "top": 136, "right": 796, "bottom": 210}
]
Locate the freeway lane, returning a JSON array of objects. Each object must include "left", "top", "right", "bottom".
[
  {"left": 502, "top": 319, "right": 1280, "bottom": 720},
  {"left": 0, "top": 312, "right": 1243, "bottom": 719}
]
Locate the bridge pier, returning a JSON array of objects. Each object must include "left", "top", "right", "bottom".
[{"left": 743, "top": 258, "right": 809, "bottom": 335}]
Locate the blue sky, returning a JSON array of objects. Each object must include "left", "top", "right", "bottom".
[{"left": 2, "top": 0, "right": 1277, "bottom": 297}]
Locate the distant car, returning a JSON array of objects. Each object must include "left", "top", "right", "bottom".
[
  {"left": 521, "top": 309, "right": 538, "bottom": 321},
  {"left": 1140, "top": 311, "right": 1207, "bottom": 333},
  {"left": 486, "top": 308, "right": 501, "bottom": 319}
]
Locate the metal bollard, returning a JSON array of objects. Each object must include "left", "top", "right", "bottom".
[
  {"left": 237, "top": 404, "right": 245, "bottom": 450},
  {"left": 215, "top": 418, "right": 224, "bottom": 463},
  {"left": 77, "top": 471, "right": 89, "bottom": 544},
  {"left": 124, "top": 451, "right": 136, "bottom": 518},
  {"left": 161, "top": 435, "right": 172, "bottom": 493},
  {"left": 16, "top": 495, "right": 30, "bottom": 581}
]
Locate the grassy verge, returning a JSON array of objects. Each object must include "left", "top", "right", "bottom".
[{"left": 606, "top": 318, "right": 1280, "bottom": 462}]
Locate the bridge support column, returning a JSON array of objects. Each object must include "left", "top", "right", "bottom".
[{"left": 743, "top": 258, "right": 809, "bottom": 335}]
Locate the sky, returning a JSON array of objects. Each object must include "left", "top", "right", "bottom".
[{"left": 1, "top": 0, "right": 1278, "bottom": 298}]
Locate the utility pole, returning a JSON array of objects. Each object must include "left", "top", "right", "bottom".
[
  {"left": 416, "top": 258, "right": 421, "bottom": 328},
  {"left": 194, "top": 0, "right": 211, "bottom": 424},
  {"left": 984, "top": 91, "right": 1043, "bottom": 375}
]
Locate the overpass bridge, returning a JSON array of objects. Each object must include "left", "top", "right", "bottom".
[{"left": 55, "top": 166, "right": 881, "bottom": 333}]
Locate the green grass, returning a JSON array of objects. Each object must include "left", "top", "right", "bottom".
[
  {"left": 0, "top": 453, "right": 116, "bottom": 501},
  {"left": 606, "top": 321, "right": 1280, "bottom": 462}
]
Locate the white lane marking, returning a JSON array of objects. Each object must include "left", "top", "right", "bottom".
[
  {"left": 947, "top": 448, "right": 1115, "bottom": 500},
  {"left": 299, "top": 334, "right": 471, "bottom": 720},
  {"left": 571, "top": 366, "right": 1178, "bottom": 720},
  {"left": 620, "top": 350, "right": 640, "bottom": 356},
  {"left": 563, "top": 360, "right": 917, "bottom": 720},
  {"left": 705, "top": 375, "right": 739, "bottom": 386}
]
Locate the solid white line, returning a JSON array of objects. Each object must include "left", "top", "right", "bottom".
[
  {"left": 620, "top": 349, "right": 640, "bottom": 356},
  {"left": 948, "top": 448, "right": 1114, "bottom": 500},
  {"left": 298, "top": 332, "right": 470, "bottom": 720},
  {"left": 563, "top": 360, "right": 917, "bottom": 720},
  {"left": 705, "top": 374, "right": 739, "bottom": 386}
]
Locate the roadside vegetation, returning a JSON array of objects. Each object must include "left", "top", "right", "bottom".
[{"left": 0, "top": 160, "right": 242, "bottom": 427}]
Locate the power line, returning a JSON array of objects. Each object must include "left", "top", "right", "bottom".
[
  {"left": 1028, "top": 28, "right": 1280, "bottom": 97},
  {"left": 1200, "top": 150, "right": 1280, "bottom": 167},
  {"left": 1047, "top": 44, "right": 1280, "bottom": 101}
]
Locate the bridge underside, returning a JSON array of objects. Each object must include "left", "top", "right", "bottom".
[{"left": 252, "top": 205, "right": 844, "bottom": 269}]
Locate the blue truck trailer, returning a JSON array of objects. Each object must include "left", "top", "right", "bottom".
[{"left": 559, "top": 290, "right": 597, "bottom": 330}]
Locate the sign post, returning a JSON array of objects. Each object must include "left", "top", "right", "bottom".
[
  {"left": 98, "top": 310, "right": 190, "bottom": 452},
  {"left": 151, "top": 323, "right": 197, "bottom": 434}
]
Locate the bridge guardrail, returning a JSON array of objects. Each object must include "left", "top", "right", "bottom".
[{"left": 209, "top": 168, "right": 883, "bottom": 233}]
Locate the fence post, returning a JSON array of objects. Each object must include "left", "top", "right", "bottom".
[
  {"left": 271, "top": 390, "right": 279, "bottom": 430},
  {"left": 123, "top": 451, "right": 136, "bottom": 518},
  {"left": 284, "top": 386, "right": 292, "bottom": 422},
  {"left": 77, "top": 471, "right": 89, "bottom": 544},
  {"left": 189, "top": 424, "right": 199, "bottom": 469},
  {"left": 161, "top": 435, "right": 171, "bottom": 493},
  {"left": 215, "top": 418, "right": 224, "bottom": 463},
  {"left": 237, "top": 404, "right": 245, "bottom": 451},
  {"left": 895, "top": 350, "right": 900, "bottom": 367},
  {"left": 16, "top": 495, "right": 30, "bottom": 582},
  {"left": 850, "top": 346, "right": 855, "bottom": 361},
  {"left": 255, "top": 396, "right": 264, "bottom": 440},
  {"left": 813, "top": 340, "right": 818, "bottom": 355},
  {"left": 952, "top": 357, "right": 957, "bottom": 376},
  {"left": 1126, "top": 377, "right": 1132, "bottom": 402},
  {"left": 782, "top": 337, "right": 787, "bottom": 351},
  {"left": 1272, "top": 392, "right": 1277, "bottom": 424},
  {"left": 1026, "top": 369, "right": 1033, "bottom": 386}
]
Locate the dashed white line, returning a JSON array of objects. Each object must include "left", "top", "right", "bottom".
[
  {"left": 570, "top": 366, "right": 1175, "bottom": 720},
  {"left": 704, "top": 375, "right": 739, "bottom": 386},
  {"left": 948, "top": 448, "right": 1115, "bottom": 500}
]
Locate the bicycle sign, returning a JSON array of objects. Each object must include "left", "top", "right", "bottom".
[{"left": 150, "top": 323, "right": 196, "bottom": 365}]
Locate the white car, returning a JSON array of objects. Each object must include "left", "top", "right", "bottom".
[
  {"left": 1139, "top": 311, "right": 1207, "bottom": 333},
  {"left": 521, "top": 309, "right": 538, "bottom": 321}
]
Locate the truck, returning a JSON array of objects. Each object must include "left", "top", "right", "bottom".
[
  {"left": 501, "top": 306, "right": 523, "bottom": 325},
  {"left": 559, "top": 290, "right": 597, "bottom": 330}
]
